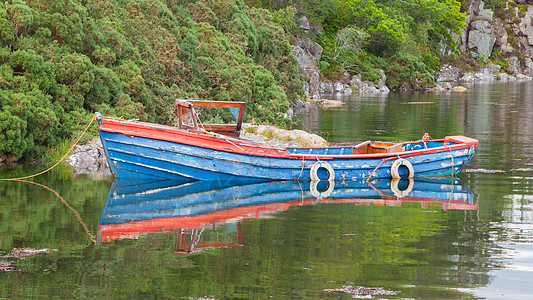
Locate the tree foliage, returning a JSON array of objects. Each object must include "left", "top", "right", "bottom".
[
  {"left": 0, "top": 0, "right": 302, "bottom": 162},
  {"left": 251, "top": 0, "right": 466, "bottom": 87}
]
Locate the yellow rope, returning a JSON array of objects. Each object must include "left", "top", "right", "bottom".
[{"left": 0, "top": 115, "right": 96, "bottom": 181}]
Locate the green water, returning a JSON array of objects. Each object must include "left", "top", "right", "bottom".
[{"left": 1, "top": 82, "right": 532, "bottom": 299}]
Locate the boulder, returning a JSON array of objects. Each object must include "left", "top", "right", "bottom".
[
  {"left": 378, "top": 85, "right": 390, "bottom": 93},
  {"left": 516, "top": 74, "right": 533, "bottom": 80},
  {"left": 348, "top": 72, "right": 389, "bottom": 94},
  {"left": 459, "top": 73, "right": 475, "bottom": 82},
  {"left": 333, "top": 82, "right": 345, "bottom": 93},
  {"left": 435, "top": 82, "right": 452, "bottom": 90},
  {"left": 67, "top": 139, "right": 111, "bottom": 176},
  {"left": 497, "top": 73, "right": 509, "bottom": 81},
  {"left": 318, "top": 81, "right": 334, "bottom": 94}
]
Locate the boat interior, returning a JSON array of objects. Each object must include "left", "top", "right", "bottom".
[
  {"left": 286, "top": 140, "right": 450, "bottom": 156},
  {"left": 175, "top": 99, "right": 454, "bottom": 155}
]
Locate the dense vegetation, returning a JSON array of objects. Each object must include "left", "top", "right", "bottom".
[
  {"left": 249, "top": 0, "right": 466, "bottom": 87},
  {"left": 0, "top": 0, "right": 302, "bottom": 162},
  {"left": 0, "top": 0, "right": 474, "bottom": 163}
]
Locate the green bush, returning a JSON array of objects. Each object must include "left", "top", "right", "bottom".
[
  {"left": 381, "top": 53, "right": 435, "bottom": 89},
  {"left": 485, "top": 0, "right": 507, "bottom": 10},
  {"left": 0, "top": 0, "right": 302, "bottom": 162}
]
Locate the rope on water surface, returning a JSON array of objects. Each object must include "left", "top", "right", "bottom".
[
  {"left": 0, "top": 115, "right": 96, "bottom": 181},
  {"left": 0, "top": 116, "right": 98, "bottom": 243},
  {"left": 15, "top": 179, "right": 97, "bottom": 243}
]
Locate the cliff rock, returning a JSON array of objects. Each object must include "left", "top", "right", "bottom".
[
  {"left": 293, "top": 16, "right": 323, "bottom": 100},
  {"left": 468, "top": 2, "right": 496, "bottom": 59}
]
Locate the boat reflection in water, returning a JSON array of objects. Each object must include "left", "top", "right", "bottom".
[{"left": 97, "top": 178, "right": 476, "bottom": 253}]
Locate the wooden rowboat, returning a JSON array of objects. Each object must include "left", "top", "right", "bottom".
[
  {"left": 95, "top": 100, "right": 478, "bottom": 182},
  {"left": 97, "top": 178, "right": 476, "bottom": 249}
]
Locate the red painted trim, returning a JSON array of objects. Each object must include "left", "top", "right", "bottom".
[
  {"left": 444, "top": 135, "right": 479, "bottom": 147},
  {"left": 97, "top": 197, "right": 476, "bottom": 241},
  {"left": 98, "top": 117, "right": 476, "bottom": 161}
]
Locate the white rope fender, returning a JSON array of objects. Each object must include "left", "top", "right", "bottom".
[
  {"left": 310, "top": 180, "right": 335, "bottom": 199},
  {"left": 390, "top": 158, "right": 414, "bottom": 179},
  {"left": 310, "top": 161, "right": 335, "bottom": 181},
  {"left": 390, "top": 178, "right": 414, "bottom": 197}
]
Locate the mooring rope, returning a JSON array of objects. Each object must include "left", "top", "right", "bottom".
[
  {"left": 297, "top": 156, "right": 305, "bottom": 180},
  {"left": 12, "top": 179, "right": 97, "bottom": 243},
  {"left": 448, "top": 145, "right": 455, "bottom": 182},
  {"left": 0, "top": 115, "right": 96, "bottom": 181}
]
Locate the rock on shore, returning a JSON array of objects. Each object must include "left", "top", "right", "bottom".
[
  {"left": 240, "top": 124, "right": 327, "bottom": 148},
  {"left": 67, "top": 126, "right": 326, "bottom": 175},
  {"left": 66, "top": 138, "right": 111, "bottom": 176}
]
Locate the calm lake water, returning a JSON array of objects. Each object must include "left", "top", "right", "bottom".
[{"left": 1, "top": 82, "right": 532, "bottom": 299}]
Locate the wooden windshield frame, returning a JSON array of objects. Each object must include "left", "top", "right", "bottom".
[{"left": 176, "top": 100, "right": 246, "bottom": 137}]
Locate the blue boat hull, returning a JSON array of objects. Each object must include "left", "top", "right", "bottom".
[
  {"left": 98, "top": 130, "right": 476, "bottom": 182},
  {"left": 99, "top": 178, "right": 475, "bottom": 226}
]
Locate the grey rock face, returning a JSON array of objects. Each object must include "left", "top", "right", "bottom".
[
  {"left": 468, "top": 19, "right": 496, "bottom": 59},
  {"left": 67, "top": 139, "right": 111, "bottom": 176},
  {"left": 524, "top": 58, "right": 533, "bottom": 76},
  {"left": 518, "top": 6, "right": 533, "bottom": 46},
  {"left": 466, "top": 1, "right": 496, "bottom": 60},
  {"left": 508, "top": 56, "right": 522, "bottom": 75},
  {"left": 347, "top": 71, "right": 389, "bottom": 94},
  {"left": 292, "top": 37, "right": 323, "bottom": 100},
  {"left": 484, "top": 64, "right": 501, "bottom": 74},
  {"left": 436, "top": 65, "right": 461, "bottom": 82},
  {"left": 297, "top": 15, "right": 311, "bottom": 31}
]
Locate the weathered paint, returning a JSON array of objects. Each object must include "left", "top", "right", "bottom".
[
  {"left": 97, "top": 178, "right": 476, "bottom": 241},
  {"left": 96, "top": 113, "right": 478, "bottom": 181}
]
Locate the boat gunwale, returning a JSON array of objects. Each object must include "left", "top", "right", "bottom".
[{"left": 97, "top": 115, "right": 478, "bottom": 161}]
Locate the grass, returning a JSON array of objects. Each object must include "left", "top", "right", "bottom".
[{"left": 41, "top": 139, "right": 73, "bottom": 165}]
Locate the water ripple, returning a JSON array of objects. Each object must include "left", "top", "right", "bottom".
[{"left": 464, "top": 168, "right": 506, "bottom": 173}]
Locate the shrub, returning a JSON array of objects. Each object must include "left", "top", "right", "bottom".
[{"left": 0, "top": 0, "right": 303, "bottom": 162}]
